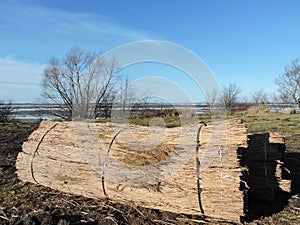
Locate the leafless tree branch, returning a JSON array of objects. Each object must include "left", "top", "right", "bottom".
[
  {"left": 41, "top": 47, "right": 119, "bottom": 120},
  {"left": 275, "top": 58, "right": 300, "bottom": 106}
]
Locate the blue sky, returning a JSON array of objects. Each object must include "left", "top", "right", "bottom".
[{"left": 1, "top": 0, "right": 300, "bottom": 103}]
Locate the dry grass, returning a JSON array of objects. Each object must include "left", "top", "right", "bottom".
[{"left": 238, "top": 111, "right": 300, "bottom": 153}]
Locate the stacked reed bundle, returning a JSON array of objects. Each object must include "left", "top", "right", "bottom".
[
  {"left": 16, "top": 118, "right": 248, "bottom": 222},
  {"left": 197, "top": 118, "right": 247, "bottom": 221}
]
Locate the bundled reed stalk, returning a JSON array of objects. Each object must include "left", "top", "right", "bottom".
[{"left": 16, "top": 118, "right": 250, "bottom": 222}]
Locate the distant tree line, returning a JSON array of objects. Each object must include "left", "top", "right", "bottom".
[
  {"left": 39, "top": 47, "right": 300, "bottom": 120},
  {"left": 2, "top": 49, "right": 299, "bottom": 122},
  {"left": 206, "top": 58, "right": 300, "bottom": 112}
]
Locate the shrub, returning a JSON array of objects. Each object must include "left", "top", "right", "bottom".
[{"left": 0, "top": 100, "right": 13, "bottom": 122}]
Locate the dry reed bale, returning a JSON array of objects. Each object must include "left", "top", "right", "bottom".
[
  {"left": 199, "top": 118, "right": 247, "bottom": 147},
  {"left": 199, "top": 144, "right": 243, "bottom": 221},
  {"left": 269, "top": 132, "right": 285, "bottom": 144},
  {"left": 277, "top": 162, "right": 291, "bottom": 192},
  {"left": 16, "top": 152, "right": 103, "bottom": 198},
  {"left": 16, "top": 118, "right": 248, "bottom": 222},
  {"left": 27, "top": 121, "right": 75, "bottom": 146},
  {"left": 278, "top": 179, "right": 291, "bottom": 192}
]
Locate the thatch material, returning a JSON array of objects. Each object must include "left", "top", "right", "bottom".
[{"left": 17, "top": 118, "right": 248, "bottom": 222}]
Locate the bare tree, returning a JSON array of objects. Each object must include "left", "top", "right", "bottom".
[
  {"left": 0, "top": 99, "right": 13, "bottom": 122},
  {"left": 270, "top": 92, "right": 291, "bottom": 104},
  {"left": 119, "top": 76, "right": 137, "bottom": 115},
  {"left": 97, "top": 87, "right": 117, "bottom": 118},
  {"left": 275, "top": 58, "right": 300, "bottom": 107},
  {"left": 219, "top": 83, "right": 242, "bottom": 110},
  {"left": 205, "top": 89, "right": 219, "bottom": 115},
  {"left": 279, "top": 92, "right": 291, "bottom": 104},
  {"left": 42, "top": 47, "right": 119, "bottom": 120},
  {"left": 116, "top": 81, "right": 154, "bottom": 118},
  {"left": 206, "top": 89, "right": 219, "bottom": 107},
  {"left": 251, "top": 88, "right": 268, "bottom": 106}
]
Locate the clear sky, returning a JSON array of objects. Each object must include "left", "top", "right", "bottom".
[{"left": 1, "top": 0, "right": 300, "bottom": 103}]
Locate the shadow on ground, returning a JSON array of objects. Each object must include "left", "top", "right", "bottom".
[{"left": 238, "top": 133, "right": 300, "bottom": 223}]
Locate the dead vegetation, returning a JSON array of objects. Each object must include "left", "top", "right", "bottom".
[{"left": 16, "top": 119, "right": 249, "bottom": 222}]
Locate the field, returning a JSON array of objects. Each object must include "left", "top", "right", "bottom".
[{"left": 0, "top": 110, "right": 300, "bottom": 224}]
